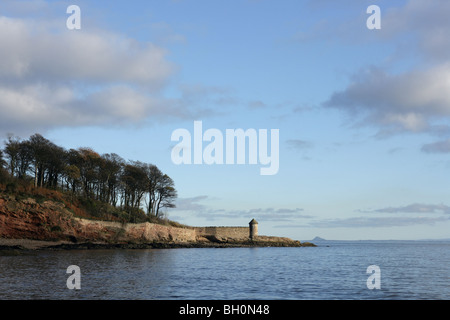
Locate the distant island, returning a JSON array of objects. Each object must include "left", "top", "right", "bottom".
[{"left": 0, "top": 133, "right": 315, "bottom": 250}]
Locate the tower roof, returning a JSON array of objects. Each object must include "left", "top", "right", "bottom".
[{"left": 249, "top": 218, "right": 258, "bottom": 225}]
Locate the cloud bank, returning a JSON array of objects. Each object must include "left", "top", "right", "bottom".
[
  {"left": 0, "top": 14, "right": 185, "bottom": 136},
  {"left": 324, "top": 64, "right": 450, "bottom": 136},
  {"left": 322, "top": 0, "right": 450, "bottom": 147},
  {"left": 361, "top": 203, "right": 450, "bottom": 215},
  {"left": 172, "top": 195, "right": 311, "bottom": 223}
]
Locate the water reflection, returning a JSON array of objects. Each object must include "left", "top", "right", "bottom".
[{"left": 0, "top": 242, "right": 449, "bottom": 300}]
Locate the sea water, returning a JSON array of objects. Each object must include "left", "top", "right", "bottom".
[{"left": 0, "top": 240, "right": 448, "bottom": 300}]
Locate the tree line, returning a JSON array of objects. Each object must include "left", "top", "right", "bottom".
[{"left": 0, "top": 133, "right": 177, "bottom": 221}]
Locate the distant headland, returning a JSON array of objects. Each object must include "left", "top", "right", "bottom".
[
  {"left": 0, "top": 192, "right": 315, "bottom": 250},
  {"left": 0, "top": 133, "right": 314, "bottom": 250}
]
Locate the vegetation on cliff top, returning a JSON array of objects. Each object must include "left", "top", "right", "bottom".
[{"left": 0, "top": 133, "right": 180, "bottom": 226}]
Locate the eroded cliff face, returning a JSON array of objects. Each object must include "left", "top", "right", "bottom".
[
  {"left": 0, "top": 195, "right": 195, "bottom": 244},
  {"left": 0, "top": 196, "right": 77, "bottom": 240}
]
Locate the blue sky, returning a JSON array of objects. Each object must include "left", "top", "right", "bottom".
[{"left": 1, "top": 0, "right": 450, "bottom": 240}]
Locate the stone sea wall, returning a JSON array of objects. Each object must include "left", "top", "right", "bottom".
[
  {"left": 193, "top": 226, "right": 249, "bottom": 241},
  {"left": 75, "top": 218, "right": 197, "bottom": 243}
]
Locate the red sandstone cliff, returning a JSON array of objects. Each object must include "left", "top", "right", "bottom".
[
  {"left": 0, "top": 194, "right": 196, "bottom": 246},
  {"left": 0, "top": 195, "right": 78, "bottom": 241}
]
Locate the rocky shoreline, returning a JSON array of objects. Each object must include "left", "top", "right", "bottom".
[
  {"left": 0, "top": 195, "right": 316, "bottom": 251},
  {"left": 0, "top": 237, "right": 316, "bottom": 251}
]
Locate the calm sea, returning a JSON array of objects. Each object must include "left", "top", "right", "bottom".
[{"left": 0, "top": 240, "right": 448, "bottom": 300}]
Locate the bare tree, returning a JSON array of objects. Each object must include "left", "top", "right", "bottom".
[
  {"left": 121, "top": 162, "right": 147, "bottom": 211},
  {"left": 77, "top": 148, "right": 101, "bottom": 198},
  {"left": 1, "top": 133, "right": 178, "bottom": 223},
  {"left": 4, "top": 135, "right": 22, "bottom": 177},
  {"left": 0, "top": 150, "right": 6, "bottom": 169},
  {"left": 154, "top": 173, "right": 177, "bottom": 218},
  {"left": 100, "top": 153, "right": 124, "bottom": 207},
  {"left": 143, "top": 164, "right": 163, "bottom": 217}
]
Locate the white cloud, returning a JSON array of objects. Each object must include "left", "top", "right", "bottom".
[
  {"left": 324, "top": 64, "right": 450, "bottom": 136},
  {"left": 194, "top": 207, "right": 312, "bottom": 222},
  {"left": 0, "top": 82, "right": 168, "bottom": 133},
  {"left": 286, "top": 139, "right": 313, "bottom": 150},
  {"left": 0, "top": 0, "right": 49, "bottom": 15},
  {"left": 174, "top": 195, "right": 210, "bottom": 212},
  {"left": 0, "top": 11, "right": 237, "bottom": 137},
  {"left": 360, "top": 203, "right": 450, "bottom": 215},
  {"left": 171, "top": 195, "right": 311, "bottom": 222},
  {"left": 381, "top": 0, "right": 450, "bottom": 63},
  {"left": 275, "top": 201, "right": 450, "bottom": 229},
  {"left": 304, "top": 216, "right": 450, "bottom": 228},
  {"left": 320, "top": 0, "right": 450, "bottom": 143},
  {"left": 421, "top": 139, "right": 450, "bottom": 154},
  {"left": 0, "top": 16, "right": 174, "bottom": 87},
  {"left": 0, "top": 14, "right": 181, "bottom": 136}
]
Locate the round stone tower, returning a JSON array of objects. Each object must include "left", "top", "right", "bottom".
[{"left": 249, "top": 219, "right": 258, "bottom": 240}]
